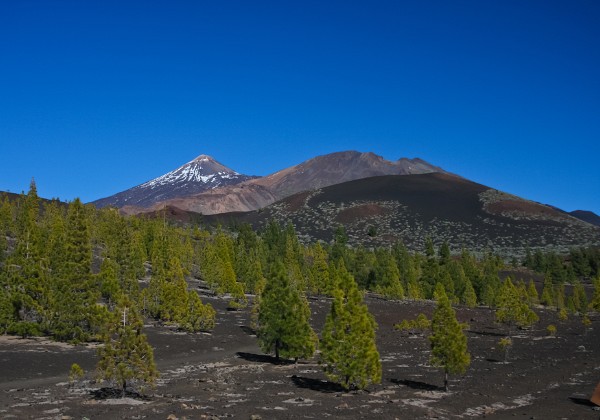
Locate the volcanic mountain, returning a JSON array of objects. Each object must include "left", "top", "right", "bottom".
[
  {"left": 202, "top": 173, "right": 600, "bottom": 258},
  {"left": 152, "top": 151, "right": 449, "bottom": 215},
  {"left": 570, "top": 210, "right": 600, "bottom": 227},
  {"left": 92, "top": 155, "right": 257, "bottom": 208}
]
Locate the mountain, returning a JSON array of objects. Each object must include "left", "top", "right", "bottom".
[
  {"left": 151, "top": 151, "right": 449, "bottom": 215},
  {"left": 570, "top": 210, "right": 600, "bottom": 227},
  {"left": 92, "top": 155, "right": 257, "bottom": 208},
  {"left": 201, "top": 173, "right": 600, "bottom": 258}
]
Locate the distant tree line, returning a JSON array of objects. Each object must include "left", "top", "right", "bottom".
[{"left": 523, "top": 246, "right": 600, "bottom": 282}]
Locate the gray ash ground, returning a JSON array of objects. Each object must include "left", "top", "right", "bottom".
[{"left": 1, "top": 294, "right": 599, "bottom": 419}]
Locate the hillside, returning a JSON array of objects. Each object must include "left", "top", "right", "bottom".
[{"left": 203, "top": 173, "right": 600, "bottom": 258}]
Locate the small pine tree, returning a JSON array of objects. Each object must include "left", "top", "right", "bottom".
[
  {"left": 527, "top": 280, "right": 539, "bottom": 305},
  {"left": 495, "top": 278, "right": 539, "bottom": 337},
  {"left": 429, "top": 283, "right": 470, "bottom": 391},
  {"left": 394, "top": 313, "right": 430, "bottom": 335},
  {"left": 558, "top": 307, "right": 568, "bottom": 321},
  {"left": 69, "top": 363, "right": 84, "bottom": 387},
  {"left": 589, "top": 276, "right": 600, "bottom": 313},
  {"left": 540, "top": 275, "right": 554, "bottom": 307},
  {"left": 582, "top": 313, "right": 592, "bottom": 330},
  {"left": 462, "top": 279, "right": 477, "bottom": 308},
  {"left": 320, "top": 262, "right": 381, "bottom": 390},
  {"left": 256, "top": 261, "right": 317, "bottom": 361},
  {"left": 498, "top": 337, "right": 512, "bottom": 362},
  {"left": 227, "top": 281, "right": 248, "bottom": 310},
  {"left": 97, "top": 299, "right": 158, "bottom": 397},
  {"left": 182, "top": 291, "right": 216, "bottom": 332}
]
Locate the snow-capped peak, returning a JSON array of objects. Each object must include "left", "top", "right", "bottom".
[
  {"left": 189, "top": 154, "right": 215, "bottom": 164},
  {"left": 92, "top": 154, "right": 257, "bottom": 208},
  {"left": 140, "top": 155, "right": 241, "bottom": 189}
]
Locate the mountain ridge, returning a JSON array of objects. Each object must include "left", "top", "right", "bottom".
[{"left": 142, "top": 151, "right": 450, "bottom": 215}]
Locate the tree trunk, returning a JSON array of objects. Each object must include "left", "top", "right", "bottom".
[
  {"left": 444, "top": 370, "right": 449, "bottom": 392},
  {"left": 122, "top": 380, "right": 126, "bottom": 398},
  {"left": 275, "top": 340, "right": 280, "bottom": 362}
]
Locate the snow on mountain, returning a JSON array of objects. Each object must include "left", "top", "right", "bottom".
[{"left": 92, "top": 154, "right": 257, "bottom": 208}]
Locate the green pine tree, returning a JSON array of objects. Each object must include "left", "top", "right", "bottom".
[
  {"left": 590, "top": 276, "right": 600, "bottom": 313},
  {"left": 495, "top": 277, "right": 539, "bottom": 343},
  {"left": 526, "top": 280, "right": 539, "bottom": 305},
  {"left": 319, "top": 262, "right": 381, "bottom": 390},
  {"left": 540, "top": 275, "right": 554, "bottom": 307},
  {"left": 182, "top": 290, "right": 216, "bottom": 332},
  {"left": 571, "top": 280, "right": 588, "bottom": 314},
  {"left": 97, "top": 299, "right": 158, "bottom": 396},
  {"left": 373, "top": 249, "right": 404, "bottom": 299},
  {"left": 49, "top": 198, "right": 98, "bottom": 342},
  {"left": 256, "top": 261, "right": 317, "bottom": 361},
  {"left": 462, "top": 278, "right": 477, "bottom": 308},
  {"left": 429, "top": 283, "right": 470, "bottom": 391}
]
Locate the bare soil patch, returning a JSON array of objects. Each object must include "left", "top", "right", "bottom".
[
  {"left": 1, "top": 294, "right": 599, "bottom": 419},
  {"left": 335, "top": 203, "right": 389, "bottom": 224}
]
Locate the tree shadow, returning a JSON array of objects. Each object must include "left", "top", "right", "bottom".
[
  {"left": 239, "top": 325, "right": 256, "bottom": 336},
  {"left": 391, "top": 379, "right": 443, "bottom": 391},
  {"left": 236, "top": 351, "right": 294, "bottom": 365},
  {"left": 291, "top": 375, "right": 346, "bottom": 393},
  {"left": 467, "top": 329, "right": 505, "bottom": 337},
  {"left": 569, "top": 396, "right": 597, "bottom": 407},
  {"left": 485, "top": 358, "right": 503, "bottom": 363},
  {"left": 90, "top": 387, "right": 151, "bottom": 401}
]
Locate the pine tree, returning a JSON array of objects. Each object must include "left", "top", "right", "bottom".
[
  {"left": 527, "top": 280, "right": 539, "bottom": 305},
  {"left": 590, "top": 276, "right": 600, "bottom": 313},
  {"left": 373, "top": 249, "right": 404, "bottom": 299},
  {"left": 571, "top": 280, "right": 588, "bottom": 314},
  {"left": 49, "top": 198, "right": 98, "bottom": 342},
  {"left": 319, "top": 262, "right": 381, "bottom": 390},
  {"left": 429, "top": 283, "right": 470, "bottom": 391},
  {"left": 0, "top": 279, "right": 15, "bottom": 334},
  {"left": 98, "top": 258, "right": 121, "bottom": 310},
  {"left": 97, "top": 298, "right": 158, "bottom": 396},
  {"left": 182, "top": 290, "right": 216, "bottom": 332},
  {"left": 310, "top": 242, "right": 331, "bottom": 295},
  {"left": 554, "top": 284, "right": 566, "bottom": 311},
  {"left": 256, "top": 261, "right": 317, "bottom": 361},
  {"left": 540, "top": 275, "right": 554, "bottom": 307},
  {"left": 495, "top": 277, "right": 539, "bottom": 340},
  {"left": 438, "top": 240, "right": 451, "bottom": 265},
  {"left": 462, "top": 278, "right": 477, "bottom": 308},
  {"left": 8, "top": 181, "right": 46, "bottom": 328}
]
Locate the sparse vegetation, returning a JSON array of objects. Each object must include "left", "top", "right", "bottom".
[{"left": 69, "top": 363, "right": 84, "bottom": 386}]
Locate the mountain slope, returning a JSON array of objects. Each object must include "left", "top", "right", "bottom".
[
  {"left": 202, "top": 173, "right": 600, "bottom": 257},
  {"left": 92, "top": 155, "right": 257, "bottom": 208},
  {"left": 570, "top": 210, "right": 600, "bottom": 227},
  {"left": 155, "top": 151, "right": 449, "bottom": 215}
]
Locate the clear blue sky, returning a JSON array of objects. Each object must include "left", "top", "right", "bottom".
[{"left": 1, "top": 1, "right": 599, "bottom": 214}]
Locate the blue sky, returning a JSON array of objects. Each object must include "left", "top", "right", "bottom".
[{"left": 1, "top": 1, "right": 599, "bottom": 214}]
